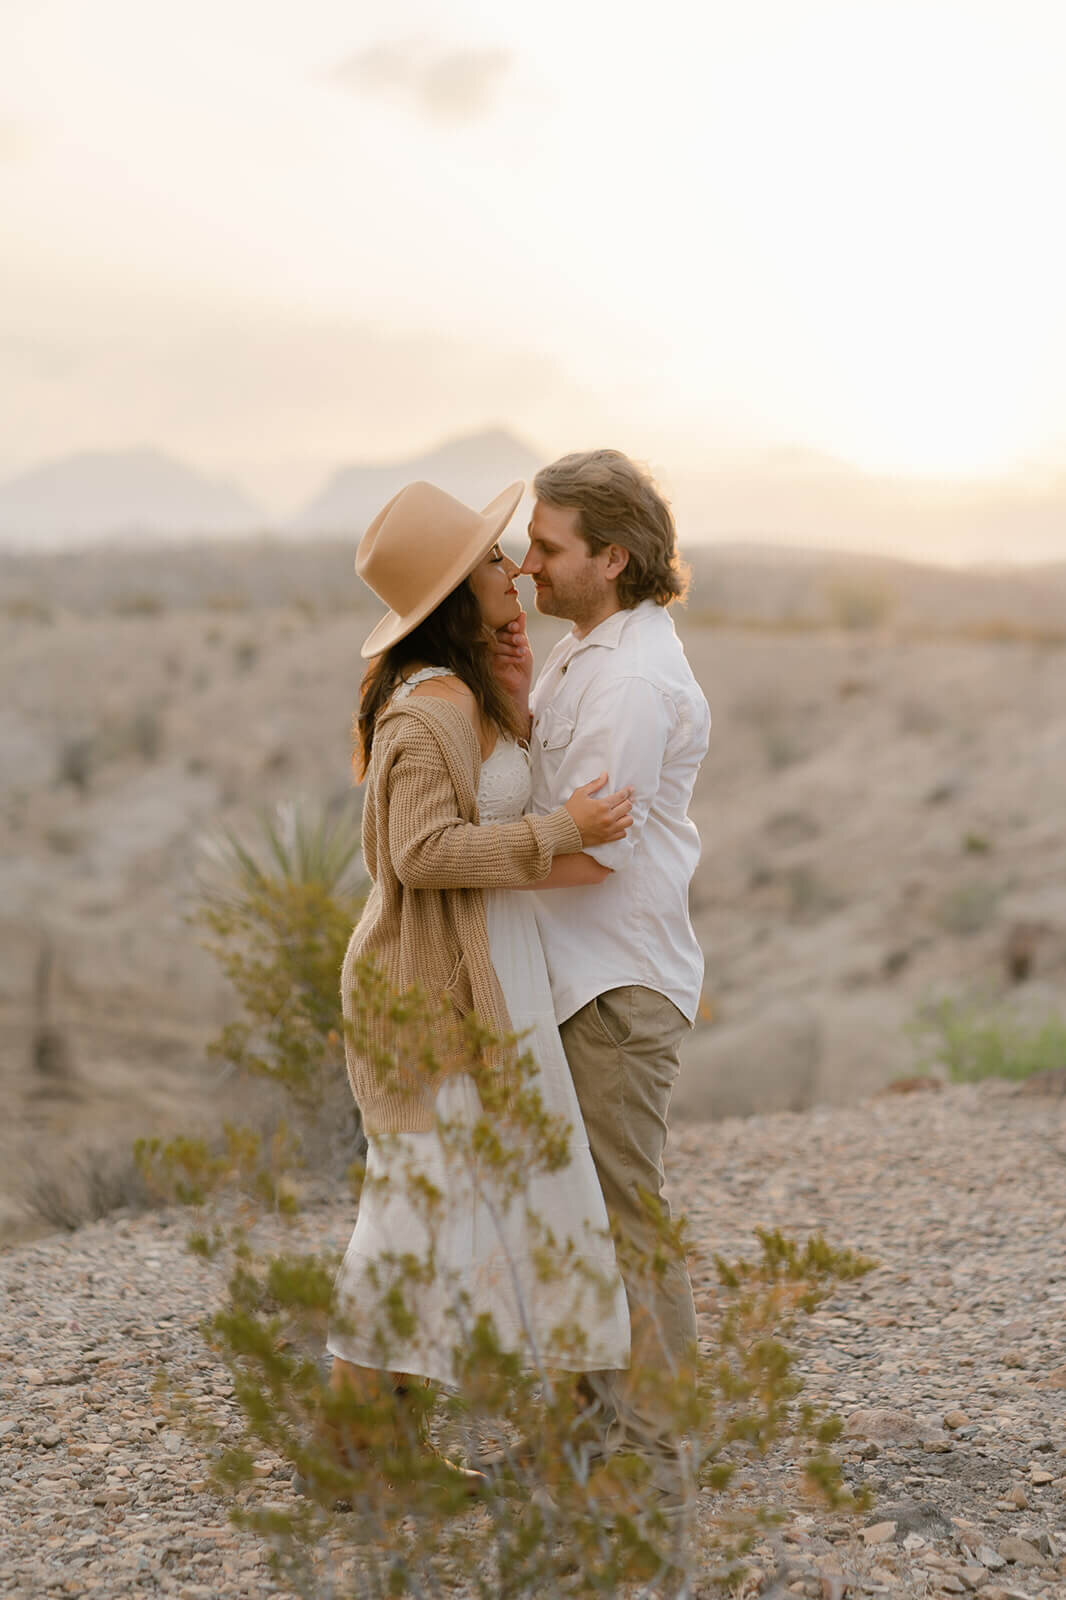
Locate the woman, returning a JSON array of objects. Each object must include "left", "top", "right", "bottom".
[{"left": 326, "top": 480, "right": 631, "bottom": 1457}]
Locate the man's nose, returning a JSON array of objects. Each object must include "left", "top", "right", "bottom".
[{"left": 517, "top": 546, "right": 537, "bottom": 576}]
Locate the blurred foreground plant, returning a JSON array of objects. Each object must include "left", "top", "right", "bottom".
[{"left": 156, "top": 957, "right": 875, "bottom": 1598}]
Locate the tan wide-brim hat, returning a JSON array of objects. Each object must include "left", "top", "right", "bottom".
[{"left": 356, "top": 478, "right": 524, "bottom": 658}]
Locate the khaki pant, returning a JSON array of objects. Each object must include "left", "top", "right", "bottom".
[{"left": 559, "top": 986, "right": 697, "bottom": 1487}]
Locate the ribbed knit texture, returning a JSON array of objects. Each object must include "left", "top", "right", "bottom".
[{"left": 341, "top": 696, "right": 583, "bottom": 1134}]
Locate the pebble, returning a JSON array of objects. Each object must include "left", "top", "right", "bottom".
[{"left": 1, "top": 1080, "right": 1065, "bottom": 1599}]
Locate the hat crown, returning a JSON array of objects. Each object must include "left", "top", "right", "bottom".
[{"left": 357, "top": 480, "right": 499, "bottom": 619}]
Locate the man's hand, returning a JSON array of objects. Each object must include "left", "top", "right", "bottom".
[{"left": 492, "top": 614, "right": 534, "bottom": 721}]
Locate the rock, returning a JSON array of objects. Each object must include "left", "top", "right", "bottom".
[
  {"left": 996, "top": 1535, "right": 1043, "bottom": 1567},
  {"left": 943, "top": 1410, "right": 971, "bottom": 1430},
  {"left": 1006, "top": 1484, "right": 1028, "bottom": 1509},
  {"left": 22, "top": 1368, "right": 45, "bottom": 1386},
  {"left": 977, "top": 1546, "right": 1006, "bottom": 1570},
  {"left": 843, "top": 1408, "right": 925, "bottom": 1446},
  {"left": 862, "top": 1522, "right": 897, "bottom": 1547},
  {"left": 1037, "top": 1364, "right": 1066, "bottom": 1389},
  {"left": 91, "top": 1487, "right": 130, "bottom": 1506},
  {"left": 959, "top": 1567, "right": 988, "bottom": 1591},
  {"left": 674, "top": 1001, "right": 820, "bottom": 1120},
  {"left": 819, "top": 1576, "right": 846, "bottom": 1600},
  {"left": 1027, "top": 1467, "right": 1053, "bottom": 1485},
  {"left": 1016, "top": 1066, "right": 1066, "bottom": 1095},
  {"left": 1000, "top": 1349, "right": 1027, "bottom": 1369},
  {"left": 869, "top": 1500, "right": 952, "bottom": 1540}
]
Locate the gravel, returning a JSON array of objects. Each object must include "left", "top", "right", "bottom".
[{"left": 2, "top": 1078, "right": 1065, "bottom": 1598}]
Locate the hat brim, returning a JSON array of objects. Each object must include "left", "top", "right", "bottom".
[{"left": 359, "top": 480, "right": 525, "bottom": 658}]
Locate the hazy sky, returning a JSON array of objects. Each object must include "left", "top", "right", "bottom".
[{"left": 3, "top": 0, "right": 1066, "bottom": 513}]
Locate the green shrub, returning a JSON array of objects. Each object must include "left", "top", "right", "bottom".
[
  {"left": 137, "top": 801, "right": 881, "bottom": 1594},
  {"left": 148, "top": 960, "right": 875, "bottom": 1596},
  {"left": 915, "top": 999, "right": 1066, "bottom": 1083}
]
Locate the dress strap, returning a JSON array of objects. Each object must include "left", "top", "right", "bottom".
[{"left": 392, "top": 666, "right": 456, "bottom": 703}]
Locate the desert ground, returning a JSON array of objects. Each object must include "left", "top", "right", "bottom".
[
  {"left": 3, "top": 1081, "right": 1066, "bottom": 1598},
  {"left": 2, "top": 539, "right": 1066, "bottom": 1240}
]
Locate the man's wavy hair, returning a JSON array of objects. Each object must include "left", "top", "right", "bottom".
[{"left": 532, "top": 450, "right": 690, "bottom": 609}]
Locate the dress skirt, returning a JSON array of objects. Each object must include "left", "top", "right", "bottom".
[{"left": 327, "top": 886, "right": 630, "bottom": 1387}]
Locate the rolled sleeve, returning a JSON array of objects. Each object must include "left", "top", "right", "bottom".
[{"left": 548, "top": 677, "right": 672, "bottom": 871}]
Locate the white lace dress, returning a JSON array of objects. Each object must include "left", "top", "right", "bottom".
[{"left": 328, "top": 670, "right": 630, "bottom": 1386}]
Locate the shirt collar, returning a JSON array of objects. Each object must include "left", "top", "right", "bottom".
[{"left": 565, "top": 599, "right": 654, "bottom": 657}]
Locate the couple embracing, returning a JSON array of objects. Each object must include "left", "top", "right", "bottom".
[{"left": 329, "top": 448, "right": 710, "bottom": 1505}]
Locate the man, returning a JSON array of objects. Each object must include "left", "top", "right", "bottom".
[{"left": 498, "top": 448, "right": 711, "bottom": 1500}]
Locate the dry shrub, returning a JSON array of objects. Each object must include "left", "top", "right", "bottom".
[
  {"left": 935, "top": 879, "right": 1001, "bottom": 938},
  {"left": 149, "top": 979, "right": 874, "bottom": 1597},
  {"left": 103, "top": 797, "right": 876, "bottom": 1594},
  {"left": 825, "top": 578, "right": 894, "bottom": 632},
  {"left": 22, "top": 1146, "right": 154, "bottom": 1232}
]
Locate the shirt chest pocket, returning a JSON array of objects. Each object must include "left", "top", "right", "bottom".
[{"left": 536, "top": 706, "right": 576, "bottom": 753}]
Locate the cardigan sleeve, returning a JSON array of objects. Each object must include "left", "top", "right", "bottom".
[{"left": 386, "top": 748, "right": 583, "bottom": 889}]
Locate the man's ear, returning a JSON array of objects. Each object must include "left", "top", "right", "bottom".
[{"left": 604, "top": 544, "right": 630, "bottom": 580}]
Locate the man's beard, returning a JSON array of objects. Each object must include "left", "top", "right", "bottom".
[{"left": 535, "top": 570, "right": 604, "bottom": 629}]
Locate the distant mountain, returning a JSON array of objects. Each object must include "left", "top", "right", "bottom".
[
  {"left": 290, "top": 427, "right": 542, "bottom": 535},
  {"left": 0, "top": 449, "right": 265, "bottom": 547}
]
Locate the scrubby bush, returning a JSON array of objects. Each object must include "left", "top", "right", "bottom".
[
  {"left": 107, "top": 795, "right": 880, "bottom": 1594},
  {"left": 154, "top": 973, "right": 873, "bottom": 1596},
  {"left": 56, "top": 733, "right": 95, "bottom": 793},
  {"left": 114, "top": 590, "right": 165, "bottom": 617},
  {"left": 914, "top": 999, "right": 1066, "bottom": 1083},
  {"left": 825, "top": 578, "right": 894, "bottom": 632},
  {"left": 935, "top": 879, "right": 1001, "bottom": 937},
  {"left": 23, "top": 1147, "right": 153, "bottom": 1231}
]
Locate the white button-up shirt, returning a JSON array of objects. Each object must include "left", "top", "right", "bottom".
[{"left": 529, "top": 600, "right": 711, "bottom": 1026}]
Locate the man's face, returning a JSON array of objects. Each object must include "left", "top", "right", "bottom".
[{"left": 519, "top": 500, "right": 614, "bottom": 628}]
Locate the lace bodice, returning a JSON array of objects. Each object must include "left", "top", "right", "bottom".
[{"left": 392, "top": 667, "right": 531, "bottom": 824}]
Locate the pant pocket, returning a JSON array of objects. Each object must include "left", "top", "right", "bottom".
[{"left": 589, "top": 988, "right": 634, "bottom": 1049}]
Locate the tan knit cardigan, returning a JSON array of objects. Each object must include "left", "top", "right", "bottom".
[{"left": 340, "top": 696, "right": 583, "bottom": 1134}]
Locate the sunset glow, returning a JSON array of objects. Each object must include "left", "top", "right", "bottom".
[{"left": 2, "top": 0, "right": 1064, "bottom": 525}]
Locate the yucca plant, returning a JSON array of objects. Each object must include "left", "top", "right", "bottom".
[
  {"left": 198, "top": 796, "right": 366, "bottom": 914},
  {"left": 194, "top": 796, "right": 367, "bottom": 1166}
]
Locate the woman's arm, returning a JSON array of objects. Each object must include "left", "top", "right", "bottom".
[
  {"left": 516, "top": 854, "right": 612, "bottom": 889},
  {"left": 388, "top": 751, "right": 580, "bottom": 889}
]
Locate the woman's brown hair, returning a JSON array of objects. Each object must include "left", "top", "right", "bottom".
[
  {"left": 355, "top": 579, "right": 527, "bottom": 777},
  {"left": 533, "top": 449, "right": 690, "bottom": 609}
]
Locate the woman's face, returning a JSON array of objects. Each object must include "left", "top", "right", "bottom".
[{"left": 467, "top": 543, "right": 523, "bottom": 631}]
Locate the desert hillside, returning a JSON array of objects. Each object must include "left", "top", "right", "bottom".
[{"left": 2, "top": 538, "right": 1066, "bottom": 1238}]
